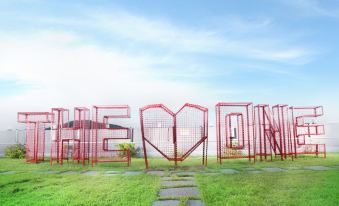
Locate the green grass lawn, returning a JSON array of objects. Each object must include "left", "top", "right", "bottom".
[
  {"left": 0, "top": 173, "right": 159, "bottom": 206},
  {"left": 197, "top": 170, "right": 339, "bottom": 206},
  {"left": 0, "top": 154, "right": 339, "bottom": 206}
]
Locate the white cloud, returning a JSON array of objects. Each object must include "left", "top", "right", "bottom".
[
  {"left": 0, "top": 31, "right": 223, "bottom": 129},
  {"left": 89, "top": 11, "right": 311, "bottom": 63},
  {"left": 18, "top": 9, "right": 314, "bottom": 64},
  {"left": 0, "top": 7, "right": 327, "bottom": 129}
]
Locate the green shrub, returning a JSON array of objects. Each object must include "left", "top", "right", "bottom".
[
  {"left": 4, "top": 144, "right": 26, "bottom": 159},
  {"left": 117, "top": 143, "right": 140, "bottom": 157}
]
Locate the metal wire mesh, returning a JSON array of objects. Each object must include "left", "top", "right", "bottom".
[
  {"left": 290, "top": 106, "right": 326, "bottom": 157},
  {"left": 17, "top": 112, "right": 53, "bottom": 163},
  {"left": 92, "top": 105, "right": 132, "bottom": 166},
  {"left": 50, "top": 108, "right": 70, "bottom": 165},
  {"left": 140, "top": 103, "right": 208, "bottom": 169},
  {"left": 216, "top": 103, "right": 255, "bottom": 162},
  {"left": 74, "top": 107, "right": 90, "bottom": 165}
]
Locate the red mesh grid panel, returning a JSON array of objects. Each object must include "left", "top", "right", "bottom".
[
  {"left": 92, "top": 105, "right": 132, "bottom": 166},
  {"left": 254, "top": 104, "right": 274, "bottom": 161},
  {"left": 50, "top": 108, "right": 70, "bottom": 165},
  {"left": 18, "top": 112, "right": 53, "bottom": 123},
  {"left": 215, "top": 102, "right": 255, "bottom": 162},
  {"left": 272, "top": 105, "right": 295, "bottom": 160},
  {"left": 290, "top": 106, "right": 326, "bottom": 158},
  {"left": 74, "top": 107, "right": 91, "bottom": 165},
  {"left": 140, "top": 103, "right": 208, "bottom": 170},
  {"left": 17, "top": 112, "right": 53, "bottom": 163}
]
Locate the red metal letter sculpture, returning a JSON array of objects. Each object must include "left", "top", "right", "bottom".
[
  {"left": 92, "top": 105, "right": 132, "bottom": 166},
  {"left": 17, "top": 112, "right": 54, "bottom": 163},
  {"left": 50, "top": 108, "right": 71, "bottom": 165},
  {"left": 290, "top": 106, "right": 326, "bottom": 158},
  {"left": 73, "top": 107, "right": 91, "bottom": 165},
  {"left": 140, "top": 103, "right": 208, "bottom": 170},
  {"left": 215, "top": 102, "right": 255, "bottom": 163}
]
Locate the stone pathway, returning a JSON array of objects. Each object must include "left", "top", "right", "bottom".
[
  {"left": 220, "top": 169, "right": 239, "bottom": 174},
  {"left": 60, "top": 171, "right": 78, "bottom": 175},
  {"left": 262, "top": 167, "right": 287, "bottom": 172},
  {"left": 1, "top": 164, "right": 339, "bottom": 177},
  {"left": 82, "top": 171, "right": 100, "bottom": 176},
  {"left": 304, "top": 166, "right": 332, "bottom": 171},
  {"left": 33, "top": 170, "right": 60, "bottom": 174},
  {"left": 124, "top": 171, "right": 143, "bottom": 176},
  {"left": 1, "top": 164, "right": 339, "bottom": 205},
  {"left": 152, "top": 171, "right": 204, "bottom": 206}
]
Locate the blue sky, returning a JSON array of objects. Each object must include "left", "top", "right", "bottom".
[{"left": 0, "top": 0, "right": 339, "bottom": 128}]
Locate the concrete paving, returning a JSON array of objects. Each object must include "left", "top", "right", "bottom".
[
  {"left": 152, "top": 200, "right": 180, "bottom": 206},
  {"left": 304, "top": 166, "right": 332, "bottom": 171},
  {"left": 161, "top": 180, "right": 196, "bottom": 187},
  {"left": 105, "top": 170, "right": 120, "bottom": 174},
  {"left": 186, "top": 200, "right": 205, "bottom": 206},
  {"left": 148, "top": 170, "right": 166, "bottom": 176},
  {"left": 158, "top": 187, "right": 200, "bottom": 198},
  {"left": 33, "top": 170, "right": 60, "bottom": 174},
  {"left": 82, "top": 171, "right": 100, "bottom": 176},
  {"left": 60, "top": 171, "right": 78, "bottom": 175},
  {"left": 124, "top": 171, "right": 143, "bottom": 176},
  {"left": 262, "top": 167, "right": 287, "bottom": 172},
  {"left": 174, "top": 172, "right": 196, "bottom": 176},
  {"left": 161, "top": 176, "right": 195, "bottom": 181},
  {"left": 220, "top": 169, "right": 239, "bottom": 174}
]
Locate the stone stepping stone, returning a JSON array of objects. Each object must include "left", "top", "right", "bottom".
[
  {"left": 287, "top": 167, "right": 301, "bottom": 170},
  {"left": 331, "top": 165, "right": 339, "bottom": 169},
  {"left": 262, "top": 168, "right": 287, "bottom": 172},
  {"left": 33, "top": 170, "right": 59, "bottom": 174},
  {"left": 162, "top": 176, "right": 194, "bottom": 181},
  {"left": 289, "top": 169, "right": 307, "bottom": 172},
  {"left": 304, "top": 166, "right": 332, "bottom": 171},
  {"left": 174, "top": 172, "right": 196, "bottom": 176},
  {"left": 0, "top": 171, "right": 16, "bottom": 174},
  {"left": 161, "top": 180, "right": 196, "bottom": 187},
  {"left": 60, "top": 171, "right": 78, "bottom": 175},
  {"left": 148, "top": 170, "right": 165, "bottom": 176},
  {"left": 106, "top": 170, "right": 120, "bottom": 174},
  {"left": 104, "top": 171, "right": 121, "bottom": 176},
  {"left": 124, "top": 171, "right": 143, "bottom": 176},
  {"left": 187, "top": 200, "right": 205, "bottom": 206},
  {"left": 82, "top": 171, "right": 100, "bottom": 176},
  {"left": 159, "top": 187, "right": 200, "bottom": 198},
  {"left": 220, "top": 169, "right": 239, "bottom": 174},
  {"left": 152, "top": 200, "right": 180, "bottom": 206}
]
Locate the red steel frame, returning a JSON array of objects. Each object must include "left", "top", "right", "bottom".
[
  {"left": 254, "top": 104, "right": 295, "bottom": 161},
  {"left": 140, "top": 103, "right": 208, "bottom": 170},
  {"left": 50, "top": 108, "right": 70, "bottom": 165},
  {"left": 17, "top": 112, "right": 54, "bottom": 163},
  {"left": 215, "top": 102, "right": 255, "bottom": 163},
  {"left": 72, "top": 107, "right": 91, "bottom": 165},
  {"left": 272, "top": 105, "right": 295, "bottom": 160},
  {"left": 290, "top": 106, "right": 326, "bottom": 158},
  {"left": 92, "top": 105, "right": 132, "bottom": 166}
]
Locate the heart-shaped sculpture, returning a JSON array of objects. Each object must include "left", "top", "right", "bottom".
[{"left": 140, "top": 103, "right": 208, "bottom": 169}]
